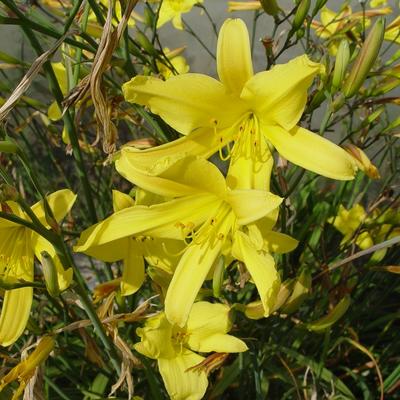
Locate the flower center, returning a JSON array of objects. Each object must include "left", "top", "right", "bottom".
[{"left": 231, "top": 114, "right": 263, "bottom": 162}]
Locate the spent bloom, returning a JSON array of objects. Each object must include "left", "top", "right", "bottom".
[
  {"left": 134, "top": 301, "right": 247, "bottom": 400},
  {"left": 76, "top": 157, "right": 292, "bottom": 327},
  {"left": 0, "top": 336, "right": 54, "bottom": 399},
  {"left": 120, "top": 18, "right": 356, "bottom": 189},
  {"left": 0, "top": 189, "right": 75, "bottom": 346}
]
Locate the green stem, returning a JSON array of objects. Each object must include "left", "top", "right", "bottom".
[{"left": 2, "top": 0, "right": 98, "bottom": 223}]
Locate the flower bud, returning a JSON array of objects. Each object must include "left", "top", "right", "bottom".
[
  {"left": 332, "top": 40, "right": 350, "bottom": 92},
  {"left": 281, "top": 269, "right": 311, "bottom": 314},
  {"left": 343, "top": 17, "right": 385, "bottom": 98},
  {"left": 143, "top": 5, "right": 155, "bottom": 28},
  {"left": 136, "top": 31, "right": 156, "bottom": 56},
  {"left": 260, "top": 0, "right": 280, "bottom": 16},
  {"left": 292, "top": 0, "right": 310, "bottom": 32},
  {"left": 311, "top": 0, "right": 328, "bottom": 17},
  {"left": 0, "top": 140, "right": 18, "bottom": 154},
  {"left": 41, "top": 251, "right": 60, "bottom": 297}
]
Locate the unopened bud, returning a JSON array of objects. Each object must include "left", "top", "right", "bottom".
[
  {"left": 212, "top": 256, "right": 225, "bottom": 298},
  {"left": 281, "top": 269, "right": 311, "bottom": 314},
  {"left": 143, "top": 6, "right": 155, "bottom": 28},
  {"left": 0, "top": 140, "right": 18, "bottom": 154},
  {"left": 136, "top": 31, "right": 156, "bottom": 56},
  {"left": 260, "top": 0, "right": 280, "bottom": 16},
  {"left": 343, "top": 17, "right": 385, "bottom": 98},
  {"left": 344, "top": 144, "right": 380, "bottom": 179},
  {"left": 41, "top": 251, "right": 60, "bottom": 297},
  {"left": 332, "top": 40, "right": 350, "bottom": 92},
  {"left": 311, "top": 0, "right": 328, "bottom": 17},
  {"left": 292, "top": 0, "right": 310, "bottom": 32}
]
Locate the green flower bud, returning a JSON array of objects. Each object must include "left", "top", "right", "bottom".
[
  {"left": 343, "top": 17, "right": 385, "bottom": 98},
  {"left": 311, "top": 0, "right": 328, "bottom": 17},
  {"left": 0, "top": 140, "right": 18, "bottom": 154},
  {"left": 260, "top": 0, "right": 280, "bottom": 16},
  {"left": 332, "top": 40, "right": 350, "bottom": 92},
  {"left": 292, "top": 0, "right": 310, "bottom": 32},
  {"left": 41, "top": 251, "right": 60, "bottom": 298},
  {"left": 136, "top": 31, "right": 156, "bottom": 56}
]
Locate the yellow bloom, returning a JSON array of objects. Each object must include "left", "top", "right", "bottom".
[
  {"left": 0, "top": 190, "right": 75, "bottom": 346},
  {"left": 0, "top": 336, "right": 54, "bottom": 399},
  {"left": 78, "top": 189, "right": 184, "bottom": 296},
  {"left": 311, "top": 6, "right": 392, "bottom": 54},
  {"left": 135, "top": 301, "right": 247, "bottom": 400},
  {"left": 385, "top": 16, "right": 400, "bottom": 44},
  {"left": 157, "top": 47, "right": 190, "bottom": 79},
  {"left": 328, "top": 204, "right": 400, "bottom": 261},
  {"left": 121, "top": 18, "right": 355, "bottom": 188},
  {"left": 157, "top": 0, "right": 203, "bottom": 30},
  {"left": 76, "top": 157, "right": 287, "bottom": 326}
]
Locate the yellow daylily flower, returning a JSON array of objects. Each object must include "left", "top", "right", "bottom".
[
  {"left": 0, "top": 189, "right": 76, "bottom": 346},
  {"left": 0, "top": 336, "right": 54, "bottom": 399},
  {"left": 76, "top": 157, "right": 285, "bottom": 326},
  {"left": 385, "top": 16, "right": 400, "bottom": 45},
  {"left": 121, "top": 18, "right": 356, "bottom": 188},
  {"left": 134, "top": 301, "right": 248, "bottom": 400},
  {"left": 311, "top": 5, "right": 392, "bottom": 54},
  {"left": 86, "top": 0, "right": 141, "bottom": 37},
  {"left": 328, "top": 204, "right": 400, "bottom": 262},
  {"left": 79, "top": 189, "right": 184, "bottom": 296},
  {"left": 156, "top": 0, "right": 203, "bottom": 30},
  {"left": 157, "top": 47, "right": 190, "bottom": 79}
]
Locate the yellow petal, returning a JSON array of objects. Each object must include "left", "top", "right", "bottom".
[
  {"left": 241, "top": 55, "right": 322, "bottom": 131},
  {"left": 117, "top": 156, "right": 227, "bottom": 198},
  {"left": 31, "top": 189, "right": 77, "bottom": 225},
  {"left": 0, "top": 336, "right": 54, "bottom": 394},
  {"left": 233, "top": 231, "right": 280, "bottom": 317},
  {"left": 144, "top": 238, "right": 185, "bottom": 274},
  {"left": 112, "top": 190, "right": 135, "bottom": 212},
  {"left": 263, "top": 231, "right": 299, "bottom": 254},
  {"left": 122, "top": 74, "right": 246, "bottom": 135},
  {"left": 217, "top": 18, "right": 253, "bottom": 94},
  {"left": 158, "top": 350, "right": 208, "bottom": 400},
  {"left": 116, "top": 126, "right": 234, "bottom": 175},
  {"left": 264, "top": 125, "right": 356, "bottom": 180},
  {"left": 31, "top": 233, "right": 73, "bottom": 292},
  {"left": 47, "top": 101, "right": 62, "bottom": 121},
  {"left": 75, "top": 194, "right": 219, "bottom": 252},
  {"left": 227, "top": 132, "right": 273, "bottom": 191},
  {"left": 52, "top": 62, "right": 68, "bottom": 94},
  {"left": 186, "top": 302, "right": 248, "bottom": 353},
  {"left": 165, "top": 240, "right": 224, "bottom": 327},
  {"left": 227, "top": 190, "right": 283, "bottom": 225},
  {"left": 187, "top": 302, "right": 232, "bottom": 333},
  {"left": 165, "top": 210, "right": 235, "bottom": 327},
  {"left": 134, "top": 313, "right": 176, "bottom": 359},
  {"left": 0, "top": 286, "right": 33, "bottom": 346},
  {"left": 120, "top": 240, "right": 145, "bottom": 296}
]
